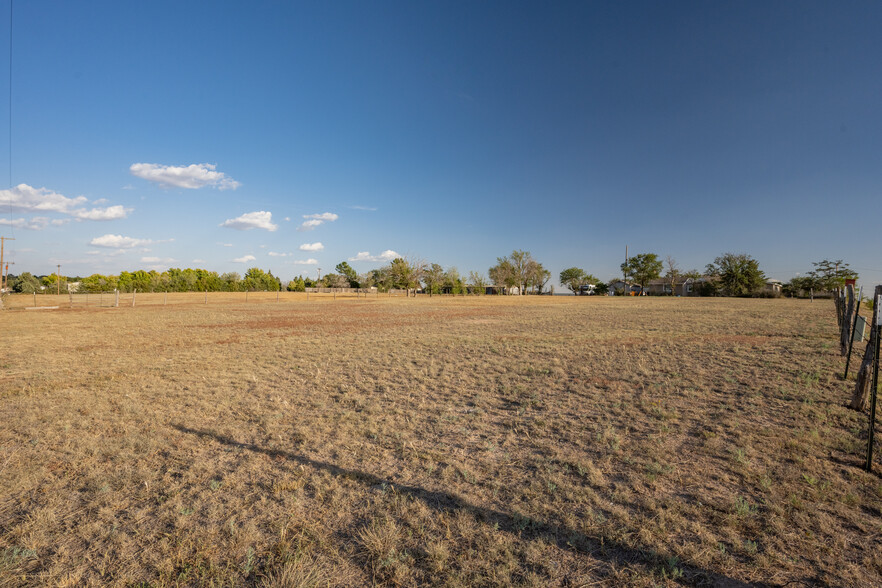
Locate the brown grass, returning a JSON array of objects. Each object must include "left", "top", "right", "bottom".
[{"left": 0, "top": 294, "right": 880, "bottom": 586}]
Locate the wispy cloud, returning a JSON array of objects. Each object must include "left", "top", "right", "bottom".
[
  {"left": 233, "top": 255, "right": 257, "bottom": 263},
  {"left": 293, "top": 258, "right": 319, "bottom": 265},
  {"left": 218, "top": 242, "right": 233, "bottom": 247},
  {"left": 141, "top": 256, "right": 177, "bottom": 264},
  {"left": 90, "top": 234, "right": 169, "bottom": 249},
  {"left": 0, "top": 217, "right": 51, "bottom": 230},
  {"left": 0, "top": 184, "right": 131, "bottom": 225},
  {"left": 130, "top": 163, "right": 240, "bottom": 190},
  {"left": 268, "top": 251, "right": 291, "bottom": 257},
  {"left": 297, "top": 212, "right": 338, "bottom": 231},
  {"left": 348, "top": 250, "right": 400, "bottom": 263},
  {"left": 220, "top": 211, "right": 278, "bottom": 232},
  {"left": 299, "top": 242, "right": 324, "bottom": 252},
  {"left": 349, "top": 205, "right": 377, "bottom": 211},
  {"left": 192, "top": 259, "right": 206, "bottom": 263}
]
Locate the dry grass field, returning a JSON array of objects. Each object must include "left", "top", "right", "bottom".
[{"left": 1, "top": 293, "right": 880, "bottom": 586}]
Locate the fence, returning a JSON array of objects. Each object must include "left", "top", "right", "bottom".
[{"left": 837, "top": 284, "right": 882, "bottom": 472}]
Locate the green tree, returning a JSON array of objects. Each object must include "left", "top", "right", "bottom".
[
  {"left": 621, "top": 253, "right": 663, "bottom": 293},
  {"left": 335, "top": 261, "right": 359, "bottom": 288},
  {"left": 488, "top": 258, "right": 516, "bottom": 293},
  {"left": 526, "top": 260, "right": 551, "bottom": 294},
  {"left": 559, "top": 267, "right": 588, "bottom": 295},
  {"left": 221, "top": 272, "right": 242, "bottom": 291},
  {"left": 443, "top": 267, "right": 464, "bottom": 295},
  {"left": 12, "top": 272, "right": 41, "bottom": 293},
  {"left": 287, "top": 276, "right": 306, "bottom": 292},
  {"left": 807, "top": 259, "right": 858, "bottom": 292},
  {"left": 243, "top": 267, "right": 280, "bottom": 291},
  {"left": 386, "top": 257, "right": 424, "bottom": 295},
  {"left": 706, "top": 253, "right": 765, "bottom": 296},
  {"left": 467, "top": 271, "right": 487, "bottom": 295},
  {"left": 423, "top": 263, "right": 444, "bottom": 295}
]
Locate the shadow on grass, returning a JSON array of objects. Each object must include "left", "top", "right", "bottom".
[{"left": 172, "top": 424, "right": 757, "bottom": 587}]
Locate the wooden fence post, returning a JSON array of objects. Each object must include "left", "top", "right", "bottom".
[
  {"left": 851, "top": 286, "right": 882, "bottom": 411},
  {"left": 845, "top": 287, "right": 864, "bottom": 378},
  {"left": 842, "top": 284, "right": 856, "bottom": 355},
  {"left": 866, "top": 290, "right": 882, "bottom": 471},
  {"left": 132, "top": 288, "right": 136, "bottom": 307}
]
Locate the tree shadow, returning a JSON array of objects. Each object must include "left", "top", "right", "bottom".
[{"left": 172, "top": 424, "right": 761, "bottom": 587}]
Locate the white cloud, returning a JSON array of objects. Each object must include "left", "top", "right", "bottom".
[
  {"left": 297, "top": 212, "right": 338, "bottom": 231},
  {"left": 299, "top": 242, "right": 324, "bottom": 251},
  {"left": 268, "top": 251, "right": 290, "bottom": 257},
  {"left": 284, "top": 217, "right": 291, "bottom": 221},
  {"left": 141, "top": 256, "right": 177, "bottom": 264},
  {"left": 233, "top": 255, "right": 256, "bottom": 263},
  {"left": 220, "top": 211, "right": 278, "bottom": 232},
  {"left": 90, "top": 234, "right": 156, "bottom": 249},
  {"left": 73, "top": 205, "right": 130, "bottom": 220},
  {"left": 348, "top": 250, "right": 400, "bottom": 263},
  {"left": 0, "top": 183, "right": 131, "bottom": 223},
  {"left": 0, "top": 217, "right": 48, "bottom": 230},
  {"left": 349, "top": 205, "right": 377, "bottom": 211},
  {"left": 293, "top": 258, "right": 319, "bottom": 265},
  {"left": 130, "top": 163, "right": 240, "bottom": 190},
  {"left": 297, "top": 219, "right": 323, "bottom": 231},
  {"left": 304, "top": 212, "right": 338, "bottom": 222},
  {"left": 218, "top": 242, "right": 233, "bottom": 247}
]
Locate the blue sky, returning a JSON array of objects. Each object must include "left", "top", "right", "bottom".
[{"left": 1, "top": 1, "right": 881, "bottom": 288}]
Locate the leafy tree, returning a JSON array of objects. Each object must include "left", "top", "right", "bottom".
[
  {"left": 526, "top": 260, "right": 551, "bottom": 294},
  {"left": 287, "top": 276, "right": 306, "bottom": 292},
  {"left": 560, "top": 267, "right": 588, "bottom": 295},
  {"left": 321, "top": 273, "right": 349, "bottom": 288},
  {"left": 621, "top": 253, "right": 663, "bottom": 292},
  {"left": 78, "top": 273, "right": 118, "bottom": 293},
  {"left": 783, "top": 276, "right": 815, "bottom": 297},
  {"left": 489, "top": 250, "right": 543, "bottom": 295},
  {"left": 443, "top": 267, "right": 465, "bottom": 295},
  {"left": 42, "top": 274, "right": 68, "bottom": 293},
  {"left": 423, "top": 263, "right": 444, "bottom": 295},
  {"left": 705, "top": 253, "right": 765, "bottom": 296},
  {"left": 467, "top": 271, "right": 487, "bottom": 295},
  {"left": 386, "top": 257, "right": 425, "bottom": 295},
  {"left": 12, "top": 272, "right": 41, "bottom": 293},
  {"left": 335, "top": 261, "right": 359, "bottom": 288},
  {"left": 243, "top": 267, "right": 280, "bottom": 291},
  {"left": 488, "top": 258, "right": 516, "bottom": 293},
  {"left": 221, "top": 272, "right": 242, "bottom": 291},
  {"left": 808, "top": 259, "right": 858, "bottom": 292}
]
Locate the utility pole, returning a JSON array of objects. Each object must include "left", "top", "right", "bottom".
[
  {"left": 0, "top": 237, "right": 15, "bottom": 292},
  {"left": 317, "top": 267, "right": 322, "bottom": 282},
  {"left": 56, "top": 264, "right": 61, "bottom": 295}
]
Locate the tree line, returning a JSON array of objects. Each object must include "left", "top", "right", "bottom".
[
  {"left": 5, "top": 267, "right": 281, "bottom": 294},
  {"left": 2, "top": 252, "right": 859, "bottom": 298}
]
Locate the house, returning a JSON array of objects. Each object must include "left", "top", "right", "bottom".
[{"left": 763, "top": 280, "right": 783, "bottom": 295}]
